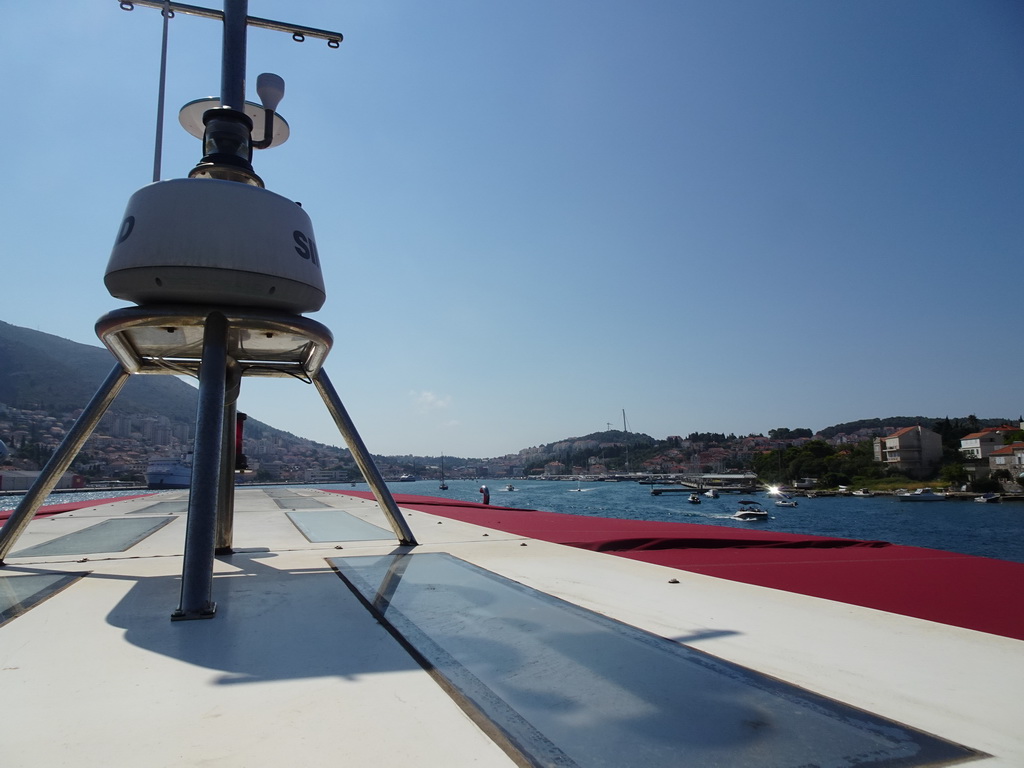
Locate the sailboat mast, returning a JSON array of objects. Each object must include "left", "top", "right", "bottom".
[{"left": 623, "top": 409, "right": 630, "bottom": 475}]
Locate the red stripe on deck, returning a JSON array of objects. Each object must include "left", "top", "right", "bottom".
[{"left": 325, "top": 489, "right": 1024, "bottom": 641}]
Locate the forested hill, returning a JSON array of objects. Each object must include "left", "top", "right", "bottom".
[
  {"left": 0, "top": 320, "right": 199, "bottom": 420},
  {"left": 0, "top": 320, "right": 332, "bottom": 455},
  {"left": 2, "top": 320, "right": 1017, "bottom": 470},
  {"left": 818, "top": 416, "right": 1017, "bottom": 440},
  {"left": 518, "top": 429, "right": 656, "bottom": 457}
]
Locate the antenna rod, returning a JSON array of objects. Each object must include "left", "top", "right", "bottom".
[
  {"left": 121, "top": 1, "right": 344, "bottom": 46},
  {"left": 152, "top": 0, "right": 172, "bottom": 181}
]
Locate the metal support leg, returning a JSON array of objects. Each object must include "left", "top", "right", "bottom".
[
  {"left": 173, "top": 313, "right": 228, "bottom": 620},
  {"left": 215, "top": 361, "right": 242, "bottom": 555},
  {"left": 0, "top": 364, "right": 130, "bottom": 564},
  {"left": 215, "top": 399, "right": 237, "bottom": 555},
  {"left": 313, "top": 369, "right": 418, "bottom": 546}
]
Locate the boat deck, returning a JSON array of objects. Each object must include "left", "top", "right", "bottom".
[{"left": 2, "top": 487, "right": 1021, "bottom": 766}]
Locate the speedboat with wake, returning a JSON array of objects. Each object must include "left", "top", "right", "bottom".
[{"left": 732, "top": 500, "right": 769, "bottom": 520}]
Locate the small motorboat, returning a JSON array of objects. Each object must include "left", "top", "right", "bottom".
[
  {"left": 732, "top": 500, "right": 769, "bottom": 521},
  {"left": 896, "top": 488, "right": 946, "bottom": 502},
  {"left": 768, "top": 487, "right": 798, "bottom": 507},
  {"left": 506, "top": 484, "right": 516, "bottom": 492},
  {"left": 851, "top": 488, "right": 874, "bottom": 497},
  {"left": 687, "top": 493, "right": 701, "bottom": 504},
  {"left": 974, "top": 493, "right": 1001, "bottom": 503},
  {"left": 703, "top": 488, "right": 719, "bottom": 499}
]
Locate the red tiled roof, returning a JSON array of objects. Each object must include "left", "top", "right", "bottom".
[
  {"left": 990, "top": 442, "right": 1024, "bottom": 456},
  {"left": 963, "top": 428, "right": 1012, "bottom": 439}
]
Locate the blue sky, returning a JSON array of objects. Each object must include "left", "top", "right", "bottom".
[{"left": 2, "top": 1, "right": 1022, "bottom": 457}]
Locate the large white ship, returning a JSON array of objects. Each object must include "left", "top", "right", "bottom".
[{"left": 144, "top": 454, "right": 192, "bottom": 489}]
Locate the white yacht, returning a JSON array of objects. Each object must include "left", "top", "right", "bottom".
[
  {"left": 732, "top": 500, "right": 769, "bottom": 520},
  {"left": 897, "top": 488, "right": 946, "bottom": 502}
]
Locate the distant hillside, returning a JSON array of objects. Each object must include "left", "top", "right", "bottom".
[
  {"left": 525, "top": 429, "right": 656, "bottom": 455},
  {"left": 818, "top": 416, "right": 1016, "bottom": 439},
  {"left": 514, "top": 429, "right": 656, "bottom": 470},
  {"left": 0, "top": 320, "right": 346, "bottom": 461},
  {"left": 4, "top": 319, "right": 1017, "bottom": 474},
  {"left": 0, "top": 320, "right": 200, "bottom": 420}
]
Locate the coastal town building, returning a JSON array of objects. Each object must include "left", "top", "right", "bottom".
[
  {"left": 959, "top": 427, "right": 1016, "bottom": 481},
  {"left": 873, "top": 425, "right": 942, "bottom": 479},
  {"left": 960, "top": 428, "right": 1014, "bottom": 460},
  {"left": 988, "top": 442, "right": 1024, "bottom": 490},
  {"left": 0, "top": 470, "right": 82, "bottom": 491},
  {"left": 303, "top": 468, "right": 351, "bottom": 483}
]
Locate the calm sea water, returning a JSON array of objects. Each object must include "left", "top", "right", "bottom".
[
  {"left": 376, "top": 479, "right": 1024, "bottom": 564},
  {"left": 5, "top": 480, "right": 1023, "bottom": 564}
]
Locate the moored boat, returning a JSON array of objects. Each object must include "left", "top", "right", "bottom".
[{"left": 897, "top": 487, "right": 946, "bottom": 502}]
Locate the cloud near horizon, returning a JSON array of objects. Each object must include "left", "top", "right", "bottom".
[{"left": 410, "top": 390, "right": 452, "bottom": 413}]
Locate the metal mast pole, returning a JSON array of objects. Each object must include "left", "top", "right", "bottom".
[
  {"left": 173, "top": 1, "right": 249, "bottom": 619},
  {"left": 152, "top": 1, "right": 172, "bottom": 182},
  {"left": 173, "top": 313, "right": 228, "bottom": 619},
  {"left": 220, "top": 0, "right": 247, "bottom": 110}
]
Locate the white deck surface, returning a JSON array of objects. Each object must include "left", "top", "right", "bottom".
[{"left": 2, "top": 488, "right": 1022, "bottom": 766}]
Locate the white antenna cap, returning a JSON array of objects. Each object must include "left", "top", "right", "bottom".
[{"left": 257, "top": 73, "right": 285, "bottom": 111}]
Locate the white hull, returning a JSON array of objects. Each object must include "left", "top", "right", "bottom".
[
  {"left": 3, "top": 488, "right": 1022, "bottom": 765},
  {"left": 898, "top": 490, "right": 946, "bottom": 502},
  {"left": 145, "top": 459, "right": 192, "bottom": 489},
  {"left": 732, "top": 511, "right": 769, "bottom": 520}
]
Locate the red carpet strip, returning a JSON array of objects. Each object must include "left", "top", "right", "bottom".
[{"left": 326, "top": 490, "right": 1024, "bottom": 641}]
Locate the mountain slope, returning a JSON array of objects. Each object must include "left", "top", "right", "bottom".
[{"left": 0, "top": 320, "right": 199, "bottom": 420}]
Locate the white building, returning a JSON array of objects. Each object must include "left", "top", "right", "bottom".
[
  {"left": 0, "top": 470, "right": 79, "bottom": 491},
  {"left": 873, "top": 426, "right": 943, "bottom": 479}
]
